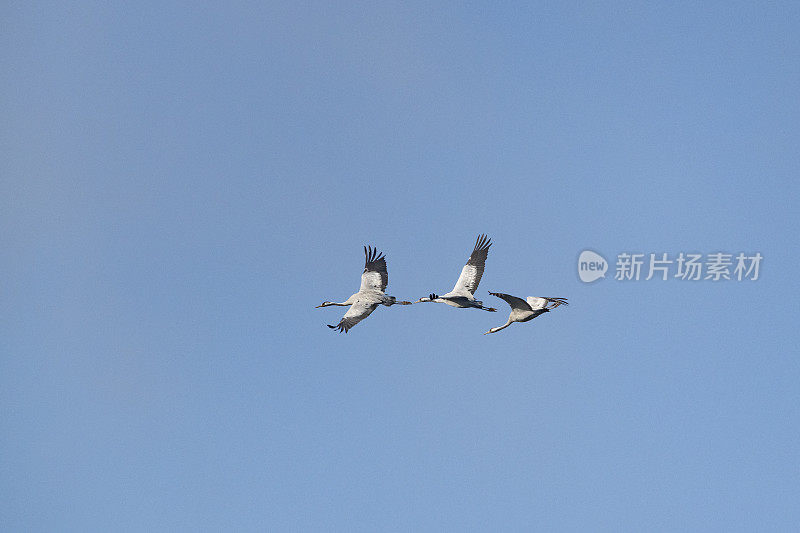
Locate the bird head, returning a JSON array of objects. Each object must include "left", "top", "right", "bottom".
[{"left": 315, "top": 301, "right": 332, "bottom": 308}]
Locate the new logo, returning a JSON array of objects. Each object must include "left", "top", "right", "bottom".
[{"left": 578, "top": 250, "right": 607, "bottom": 282}]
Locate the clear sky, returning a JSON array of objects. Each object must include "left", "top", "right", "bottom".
[{"left": 3, "top": 2, "right": 799, "bottom": 531}]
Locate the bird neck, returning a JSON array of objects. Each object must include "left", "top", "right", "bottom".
[{"left": 492, "top": 320, "right": 513, "bottom": 333}]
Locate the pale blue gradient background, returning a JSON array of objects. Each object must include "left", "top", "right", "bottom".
[{"left": 3, "top": 2, "right": 799, "bottom": 531}]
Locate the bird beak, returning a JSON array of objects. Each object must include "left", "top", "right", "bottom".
[
  {"left": 314, "top": 304, "right": 324, "bottom": 308},
  {"left": 483, "top": 331, "right": 490, "bottom": 335}
]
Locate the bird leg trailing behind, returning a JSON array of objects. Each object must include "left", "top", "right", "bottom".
[
  {"left": 544, "top": 297, "right": 569, "bottom": 309},
  {"left": 471, "top": 298, "right": 497, "bottom": 312},
  {"left": 383, "top": 296, "right": 412, "bottom": 306}
]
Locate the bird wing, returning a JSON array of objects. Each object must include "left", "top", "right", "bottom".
[
  {"left": 525, "top": 297, "right": 549, "bottom": 310},
  {"left": 490, "top": 292, "right": 532, "bottom": 311},
  {"left": 527, "top": 296, "right": 569, "bottom": 309},
  {"left": 359, "top": 245, "right": 388, "bottom": 293},
  {"left": 328, "top": 298, "right": 378, "bottom": 333},
  {"left": 450, "top": 234, "right": 491, "bottom": 295}
]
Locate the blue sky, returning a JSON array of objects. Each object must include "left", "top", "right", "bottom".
[{"left": 3, "top": 2, "right": 799, "bottom": 530}]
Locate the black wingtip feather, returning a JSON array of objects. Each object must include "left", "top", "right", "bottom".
[
  {"left": 363, "top": 244, "right": 387, "bottom": 274},
  {"left": 473, "top": 233, "right": 492, "bottom": 252}
]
